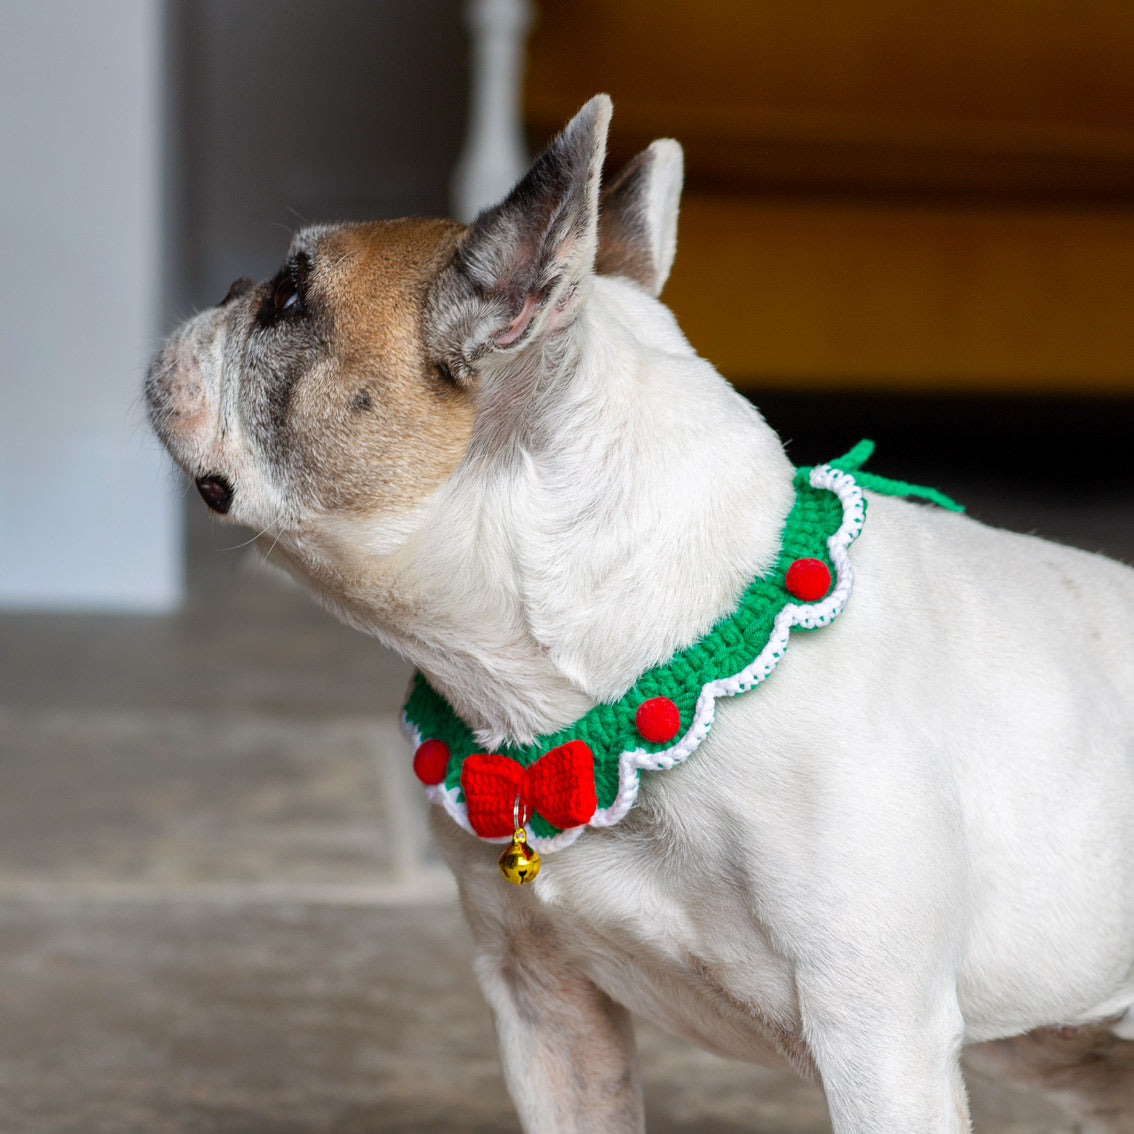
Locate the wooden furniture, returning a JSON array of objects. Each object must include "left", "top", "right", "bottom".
[{"left": 525, "top": 1, "right": 1134, "bottom": 392}]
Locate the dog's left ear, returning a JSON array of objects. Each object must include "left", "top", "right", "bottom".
[
  {"left": 427, "top": 94, "right": 612, "bottom": 381},
  {"left": 596, "top": 139, "right": 683, "bottom": 297}
]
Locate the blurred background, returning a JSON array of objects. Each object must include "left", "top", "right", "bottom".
[
  {"left": 3, "top": 0, "right": 1133, "bottom": 613},
  {"left": 0, "top": 2, "right": 1131, "bottom": 1130}
]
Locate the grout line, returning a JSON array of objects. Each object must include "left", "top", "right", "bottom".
[
  {"left": 0, "top": 875, "right": 458, "bottom": 908},
  {"left": 0, "top": 703, "right": 402, "bottom": 734}
]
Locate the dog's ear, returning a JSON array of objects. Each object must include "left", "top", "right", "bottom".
[
  {"left": 596, "top": 139, "right": 683, "bottom": 298},
  {"left": 427, "top": 94, "right": 612, "bottom": 381}
]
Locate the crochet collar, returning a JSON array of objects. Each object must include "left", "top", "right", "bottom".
[{"left": 401, "top": 441, "right": 960, "bottom": 855}]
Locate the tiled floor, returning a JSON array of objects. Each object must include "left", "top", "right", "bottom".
[{"left": 1, "top": 416, "right": 1132, "bottom": 1132}]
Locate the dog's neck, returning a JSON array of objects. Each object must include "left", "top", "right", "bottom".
[{"left": 285, "top": 279, "right": 795, "bottom": 747}]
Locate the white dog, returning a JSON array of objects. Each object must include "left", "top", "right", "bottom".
[{"left": 146, "top": 95, "right": 1134, "bottom": 1132}]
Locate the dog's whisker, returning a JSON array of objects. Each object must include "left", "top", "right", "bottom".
[
  {"left": 218, "top": 521, "right": 281, "bottom": 553},
  {"left": 258, "top": 529, "right": 285, "bottom": 563}
]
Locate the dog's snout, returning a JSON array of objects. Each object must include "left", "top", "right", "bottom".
[
  {"left": 219, "top": 276, "right": 254, "bottom": 306},
  {"left": 195, "top": 474, "right": 234, "bottom": 514}
]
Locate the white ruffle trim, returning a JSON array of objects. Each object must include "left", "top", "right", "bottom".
[{"left": 402, "top": 463, "right": 865, "bottom": 852}]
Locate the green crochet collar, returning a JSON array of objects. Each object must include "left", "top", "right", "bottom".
[{"left": 402, "top": 441, "right": 960, "bottom": 854}]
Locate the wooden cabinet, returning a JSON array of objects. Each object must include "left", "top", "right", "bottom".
[{"left": 525, "top": 1, "right": 1134, "bottom": 391}]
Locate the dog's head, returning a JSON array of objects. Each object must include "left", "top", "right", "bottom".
[
  {"left": 145, "top": 95, "right": 682, "bottom": 571},
  {"left": 146, "top": 95, "right": 795, "bottom": 738}
]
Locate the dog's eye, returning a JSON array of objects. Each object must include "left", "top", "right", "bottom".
[
  {"left": 256, "top": 253, "right": 309, "bottom": 328},
  {"left": 273, "top": 275, "right": 299, "bottom": 312}
]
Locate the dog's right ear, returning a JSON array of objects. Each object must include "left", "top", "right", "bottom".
[
  {"left": 426, "top": 94, "right": 612, "bottom": 382},
  {"left": 596, "top": 139, "right": 683, "bottom": 298}
]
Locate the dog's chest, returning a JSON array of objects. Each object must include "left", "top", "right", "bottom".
[
  {"left": 551, "top": 844, "right": 808, "bottom": 1066},
  {"left": 440, "top": 776, "right": 811, "bottom": 1071}
]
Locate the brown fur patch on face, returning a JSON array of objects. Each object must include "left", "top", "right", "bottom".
[{"left": 285, "top": 218, "right": 475, "bottom": 517}]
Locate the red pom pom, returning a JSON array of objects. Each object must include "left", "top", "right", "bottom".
[
  {"left": 635, "top": 697, "right": 681, "bottom": 743},
  {"left": 785, "top": 557, "right": 832, "bottom": 602},
  {"left": 413, "top": 738, "right": 451, "bottom": 785}
]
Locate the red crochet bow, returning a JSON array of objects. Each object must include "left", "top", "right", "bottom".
[{"left": 460, "top": 740, "right": 597, "bottom": 838}]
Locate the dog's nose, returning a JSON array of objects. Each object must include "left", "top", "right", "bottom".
[{"left": 195, "top": 474, "right": 234, "bottom": 514}]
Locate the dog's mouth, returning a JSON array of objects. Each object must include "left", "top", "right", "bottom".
[{"left": 195, "top": 473, "right": 234, "bottom": 515}]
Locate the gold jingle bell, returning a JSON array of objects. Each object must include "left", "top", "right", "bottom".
[{"left": 499, "top": 828, "right": 540, "bottom": 884}]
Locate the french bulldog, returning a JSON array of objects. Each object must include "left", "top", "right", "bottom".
[{"left": 146, "top": 95, "right": 1134, "bottom": 1132}]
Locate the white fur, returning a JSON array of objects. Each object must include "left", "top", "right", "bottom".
[
  {"left": 408, "top": 463, "right": 866, "bottom": 852},
  {"left": 639, "top": 139, "right": 682, "bottom": 292},
  {"left": 147, "top": 97, "right": 1134, "bottom": 1132},
  {"left": 351, "top": 259, "right": 1134, "bottom": 1129}
]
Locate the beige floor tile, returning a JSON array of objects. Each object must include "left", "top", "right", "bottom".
[{"left": 0, "top": 707, "right": 444, "bottom": 896}]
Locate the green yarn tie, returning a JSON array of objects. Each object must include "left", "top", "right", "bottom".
[{"left": 816, "top": 439, "right": 964, "bottom": 513}]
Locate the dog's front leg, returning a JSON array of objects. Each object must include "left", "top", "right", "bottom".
[
  {"left": 798, "top": 971, "right": 971, "bottom": 1133},
  {"left": 461, "top": 889, "right": 643, "bottom": 1133}
]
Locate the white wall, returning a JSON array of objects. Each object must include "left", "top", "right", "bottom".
[{"left": 0, "top": 0, "right": 181, "bottom": 611}]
